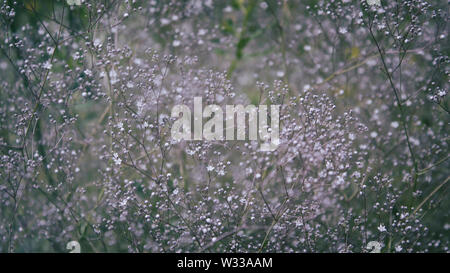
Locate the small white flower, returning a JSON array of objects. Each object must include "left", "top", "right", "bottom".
[
  {"left": 109, "top": 69, "right": 118, "bottom": 85},
  {"left": 378, "top": 224, "right": 387, "bottom": 232},
  {"left": 391, "top": 121, "right": 399, "bottom": 129},
  {"left": 223, "top": 6, "right": 233, "bottom": 13},
  {"left": 160, "top": 18, "right": 170, "bottom": 26},
  {"left": 116, "top": 122, "right": 124, "bottom": 132},
  {"left": 113, "top": 153, "right": 122, "bottom": 166},
  {"left": 94, "top": 39, "right": 102, "bottom": 48},
  {"left": 339, "top": 27, "right": 348, "bottom": 34},
  {"left": 206, "top": 165, "right": 215, "bottom": 172},
  {"left": 43, "top": 61, "right": 52, "bottom": 70},
  {"left": 395, "top": 245, "right": 403, "bottom": 252},
  {"left": 172, "top": 40, "right": 181, "bottom": 47},
  {"left": 47, "top": 47, "right": 55, "bottom": 55}
]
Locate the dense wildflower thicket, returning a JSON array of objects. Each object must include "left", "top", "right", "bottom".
[{"left": 0, "top": 0, "right": 448, "bottom": 252}]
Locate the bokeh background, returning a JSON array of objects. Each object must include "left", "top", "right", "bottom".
[{"left": 0, "top": 0, "right": 448, "bottom": 252}]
